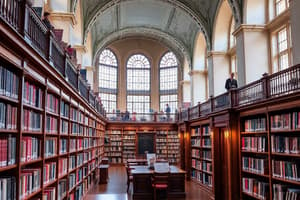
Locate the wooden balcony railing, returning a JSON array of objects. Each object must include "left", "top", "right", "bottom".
[
  {"left": 177, "top": 64, "right": 300, "bottom": 122},
  {"left": 24, "top": 5, "right": 48, "bottom": 58},
  {"left": 50, "top": 38, "right": 65, "bottom": 75},
  {"left": 269, "top": 65, "right": 300, "bottom": 97},
  {"left": 189, "top": 104, "right": 200, "bottom": 120},
  {"left": 79, "top": 77, "right": 88, "bottom": 100},
  {"left": 212, "top": 93, "right": 230, "bottom": 112},
  {"left": 0, "top": 0, "right": 21, "bottom": 30},
  {"left": 0, "top": 1, "right": 106, "bottom": 117},
  {"left": 237, "top": 79, "right": 264, "bottom": 106}
]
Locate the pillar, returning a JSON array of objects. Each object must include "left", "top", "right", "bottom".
[
  {"left": 207, "top": 51, "right": 230, "bottom": 96},
  {"left": 234, "top": 25, "right": 269, "bottom": 85},
  {"left": 290, "top": 0, "right": 300, "bottom": 65},
  {"left": 189, "top": 70, "right": 207, "bottom": 106}
]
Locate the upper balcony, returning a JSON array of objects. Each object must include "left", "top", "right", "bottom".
[
  {"left": 0, "top": 0, "right": 106, "bottom": 117},
  {"left": 177, "top": 64, "right": 300, "bottom": 122}
]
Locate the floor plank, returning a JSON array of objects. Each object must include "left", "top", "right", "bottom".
[{"left": 85, "top": 166, "right": 212, "bottom": 200}]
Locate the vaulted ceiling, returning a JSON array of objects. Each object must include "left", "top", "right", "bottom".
[{"left": 80, "top": 0, "right": 242, "bottom": 65}]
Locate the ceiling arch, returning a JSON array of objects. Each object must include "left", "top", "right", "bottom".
[
  {"left": 82, "top": 0, "right": 243, "bottom": 61},
  {"left": 82, "top": 0, "right": 215, "bottom": 51},
  {"left": 92, "top": 27, "right": 190, "bottom": 71}
]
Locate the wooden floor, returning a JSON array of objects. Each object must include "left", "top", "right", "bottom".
[{"left": 85, "top": 166, "right": 212, "bottom": 200}]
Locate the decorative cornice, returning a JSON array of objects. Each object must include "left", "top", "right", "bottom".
[
  {"left": 73, "top": 45, "right": 87, "bottom": 53},
  {"left": 188, "top": 69, "right": 207, "bottom": 76},
  {"left": 265, "top": 9, "right": 290, "bottom": 31},
  {"left": 180, "top": 80, "right": 190, "bottom": 85},
  {"left": 84, "top": 66, "right": 94, "bottom": 71},
  {"left": 233, "top": 24, "right": 266, "bottom": 36},
  {"left": 50, "top": 12, "right": 77, "bottom": 26},
  {"left": 207, "top": 51, "right": 227, "bottom": 57}
]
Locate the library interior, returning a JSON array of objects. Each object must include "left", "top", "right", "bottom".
[{"left": 0, "top": 0, "right": 300, "bottom": 200}]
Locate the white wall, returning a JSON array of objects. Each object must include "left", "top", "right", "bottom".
[
  {"left": 244, "top": 0, "right": 267, "bottom": 24},
  {"left": 49, "top": 0, "right": 70, "bottom": 12},
  {"left": 243, "top": 30, "right": 269, "bottom": 83}
]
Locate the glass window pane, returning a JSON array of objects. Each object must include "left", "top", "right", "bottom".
[
  {"left": 98, "top": 49, "right": 118, "bottom": 112},
  {"left": 99, "top": 93, "right": 117, "bottom": 113}
]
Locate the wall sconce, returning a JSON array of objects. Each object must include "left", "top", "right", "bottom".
[
  {"left": 224, "top": 130, "right": 229, "bottom": 138},
  {"left": 184, "top": 132, "right": 188, "bottom": 139}
]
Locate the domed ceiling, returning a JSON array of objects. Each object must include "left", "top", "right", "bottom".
[{"left": 80, "top": 0, "right": 242, "bottom": 64}]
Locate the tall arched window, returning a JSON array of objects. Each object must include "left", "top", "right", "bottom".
[
  {"left": 159, "top": 52, "right": 178, "bottom": 113},
  {"left": 127, "top": 54, "right": 150, "bottom": 113},
  {"left": 98, "top": 49, "right": 118, "bottom": 112}
]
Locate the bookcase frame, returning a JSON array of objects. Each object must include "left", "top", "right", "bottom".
[
  {"left": 239, "top": 101, "right": 300, "bottom": 200},
  {"left": 189, "top": 118, "right": 214, "bottom": 194},
  {"left": 0, "top": 52, "right": 106, "bottom": 200},
  {"left": 104, "top": 123, "right": 180, "bottom": 165}
]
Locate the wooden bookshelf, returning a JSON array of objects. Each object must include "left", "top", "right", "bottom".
[
  {"left": 190, "top": 124, "right": 213, "bottom": 190},
  {"left": 0, "top": 53, "right": 106, "bottom": 200},
  {"left": 104, "top": 128, "right": 180, "bottom": 165},
  {"left": 239, "top": 109, "right": 300, "bottom": 200}
]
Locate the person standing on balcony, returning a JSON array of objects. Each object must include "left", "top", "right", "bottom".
[
  {"left": 225, "top": 73, "right": 238, "bottom": 91},
  {"left": 42, "top": 12, "right": 54, "bottom": 31},
  {"left": 165, "top": 104, "right": 171, "bottom": 121}
]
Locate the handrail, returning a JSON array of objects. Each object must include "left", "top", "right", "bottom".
[{"left": 178, "top": 64, "right": 300, "bottom": 122}]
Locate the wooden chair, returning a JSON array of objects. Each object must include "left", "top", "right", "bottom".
[
  {"left": 151, "top": 172, "right": 169, "bottom": 200},
  {"left": 126, "top": 165, "right": 134, "bottom": 192}
]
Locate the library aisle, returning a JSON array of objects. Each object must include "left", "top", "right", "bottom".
[{"left": 85, "top": 166, "right": 211, "bottom": 200}]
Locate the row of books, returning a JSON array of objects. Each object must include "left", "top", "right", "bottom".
[
  {"left": 46, "top": 116, "right": 58, "bottom": 134},
  {"left": 23, "top": 81, "right": 43, "bottom": 108},
  {"left": 202, "top": 138, "right": 211, "bottom": 147},
  {"left": 0, "top": 176, "right": 16, "bottom": 200},
  {"left": 21, "top": 137, "right": 40, "bottom": 162},
  {"left": 203, "top": 150, "right": 212, "bottom": 160},
  {"left": 60, "top": 101, "right": 69, "bottom": 118},
  {"left": 272, "top": 160, "right": 300, "bottom": 181},
  {"left": 271, "top": 114, "right": 291, "bottom": 130},
  {"left": 271, "top": 136, "right": 300, "bottom": 154},
  {"left": 69, "top": 156, "right": 76, "bottom": 170},
  {"left": 58, "top": 158, "right": 68, "bottom": 177},
  {"left": 244, "top": 118, "right": 266, "bottom": 132},
  {"left": 0, "top": 135, "right": 16, "bottom": 167},
  {"left": 23, "top": 109, "right": 42, "bottom": 132},
  {"left": 191, "top": 128, "right": 200, "bottom": 136},
  {"left": 58, "top": 179, "right": 67, "bottom": 200},
  {"left": 0, "top": 103, "right": 17, "bottom": 130},
  {"left": 46, "top": 93, "right": 59, "bottom": 114},
  {"left": 191, "top": 170, "right": 212, "bottom": 187},
  {"left": 241, "top": 136, "right": 267, "bottom": 152},
  {"left": 43, "top": 187, "right": 55, "bottom": 200},
  {"left": 45, "top": 138, "right": 57, "bottom": 158},
  {"left": 70, "top": 139, "right": 76, "bottom": 152},
  {"left": 273, "top": 184, "right": 300, "bottom": 200},
  {"left": 60, "top": 139, "right": 67, "bottom": 154},
  {"left": 242, "top": 178, "right": 268, "bottom": 199},
  {"left": 242, "top": 157, "right": 268, "bottom": 174},
  {"left": 192, "top": 149, "right": 200, "bottom": 158},
  {"left": 61, "top": 120, "right": 68, "bottom": 134},
  {"left": 43, "top": 162, "right": 56, "bottom": 184},
  {"left": 0, "top": 66, "right": 19, "bottom": 99},
  {"left": 69, "top": 173, "right": 76, "bottom": 190},
  {"left": 20, "top": 168, "right": 41, "bottom": 199},
  {"left": 191, "top": 159, "right": 212, "bottom": 172}
]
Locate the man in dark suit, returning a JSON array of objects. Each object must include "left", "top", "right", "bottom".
[{"left": 225, "top": 73, "right": 238, "bottom": 91}]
